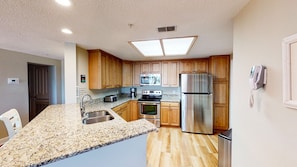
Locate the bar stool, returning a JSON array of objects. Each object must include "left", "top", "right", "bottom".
[{"left": 0, "top": 109, "right": 22, "bottom": 141}]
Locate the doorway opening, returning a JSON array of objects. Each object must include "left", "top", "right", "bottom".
[{"left": 28, "top": 63, "right": 56, "bottom": 121}]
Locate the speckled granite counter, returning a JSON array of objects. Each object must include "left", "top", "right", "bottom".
[
  {"left": 161, "top": 94, "right": 180, "bottom": 102},
  {"left": 0, "top": 99, "right": 157, "bottom": 167}
]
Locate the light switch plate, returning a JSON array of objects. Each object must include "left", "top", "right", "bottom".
[{"left": 8, "top": 78, "right": 19, "bottom": 85}]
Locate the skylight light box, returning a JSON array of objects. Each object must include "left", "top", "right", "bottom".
[{"left": 130, "top": 36, "right": 197, "bottom": 57}]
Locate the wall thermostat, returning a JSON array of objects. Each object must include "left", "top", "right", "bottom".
[{"left": 8, "top": 78, "right": 19, "bottom": 85}]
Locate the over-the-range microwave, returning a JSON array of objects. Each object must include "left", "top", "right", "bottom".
[{"left": 140, "top": 74, "right": 161, "bottom": 86}]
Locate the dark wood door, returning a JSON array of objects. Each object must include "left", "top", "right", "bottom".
[{"left": 28, "top": 64, "right": 50, "bottom": 121}]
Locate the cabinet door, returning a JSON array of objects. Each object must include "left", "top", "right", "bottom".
[
  {"left": 150, "top": 62, "right": 162, "bottom": 73},
  {"left": 179, "top": 60, "right": 194, "bottom": 73},
  {"left": 162, "top": 61, "right": 179, "bottom": 87},
  {"left": 214, "top": 105, "right": 229, "bottom": 130},
  {"left": 88, "top": 50, "right": 102, "bottom": 89},
  {"left": 133, "top": 63, "right": 141, "bottom": 86},
  {"left": 209, "top": 55, "right": 230, "bottom": 81},
  {"left": 130, "top": 100, "right": 138, "bottom": 121},
  {"left": 193, "top": 58, "right": 209, "bottom": 73},
  {"left": 114, "top": 58, "right": 122, "bottom": 87},
  {"left": 122, "top": 61, "right": 133, "bottom": 87},
  {"left": 214, "top": 82, "right": 229, "bottom": 105},
  {"left": 141, "top": 62, "right": 150, "bottom": 74},
  {"left": 169, "top": 107, "right": 180, "bottom": 126},
  {"left": 160, "top": 106, "right": 170, "bottom": 126}
]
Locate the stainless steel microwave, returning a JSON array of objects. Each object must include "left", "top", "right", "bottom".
[{"left": 140, "top": 74, "right": 161, "bottom": 86}]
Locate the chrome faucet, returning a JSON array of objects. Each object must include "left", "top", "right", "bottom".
[{"left": 80, "top": 94, "right": 92, "bottom": 117}]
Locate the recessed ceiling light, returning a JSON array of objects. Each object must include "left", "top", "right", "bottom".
[
  {"left": 55, "top": 0, "right": 71, "bottom": 7},
  {"left": 61, "top": 28, "right": 72, "bottom": 34},
  {"left": 129, "top": 36, "right": 197, "bottom": 57}
]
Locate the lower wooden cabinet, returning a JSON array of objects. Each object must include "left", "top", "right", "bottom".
[
  {"left": 160, "top": 102, "right": 180, "bottom": 127},
  {"left": 129, "top": 100, "right": 138, "bottom": 121},
  {"left": 112, "top": 102, "right": 128, "bottom": 121},
  {"left": 113, "top": 100, "right": 138, "bottom": 122}
]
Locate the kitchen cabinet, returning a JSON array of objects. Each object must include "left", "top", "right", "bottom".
[
  {"left": 209, "top": 55, "right": 230, "bottom": 131},
  {"left": 140, "top": 61, "right": 161, "bottom": 74},
  {"left": 162, "top": 61, "right": 180, "bottom": 87},
  {"left": 112, "top": 102, "right": 129, "bottom": 121},
  {"left": 133, "top": 62, "right": 141, "bottom": 86},
  {"left": 122, "top": 61, "right": 133, "bottom": 87},
  {"left": 88, "top": 50, "right": 122, "bottom": 89},
  {"left": 129, "top": 100, "right": 138, "bottom": 121},
  {"left": 114, "top": 57, "right": 122, "bottom": 88},
  {"left": 209, "top": 56, "right": 229, "bottom": 81},
  {"left": 179, "top": 58, "right": 209, "bottom": 73},
  {"left": 160, "top": 102, "right": 180, "bottom": 127}
]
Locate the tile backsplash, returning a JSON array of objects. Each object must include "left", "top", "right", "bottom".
[{"left": 77, "top": 86, "right": 180, "bottom": 103}]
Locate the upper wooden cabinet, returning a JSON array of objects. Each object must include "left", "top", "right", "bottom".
[
  {"left": 122, "top": 61, "right": 133, "bottom": 87},
  {"left": 162, "top": 61, "right": 180, "bottom": 87},
  {"left": 140, "top": 61, "right": 161, "bottom": 74},
  {"left": 133, "top": 62, "right": 141, "bottom": 86},
  {"left": 209, "top": 55, "right": 230, "bottom": 81},
  {"left": 88, "top": 50, "right": 122, "bottom": 89},
  {"left": 179, "top": 58, "right": 209, "bottom": 74}
]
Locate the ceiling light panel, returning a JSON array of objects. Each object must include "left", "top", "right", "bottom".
[
  {"left": 162, "top": 37, "right": 197, "bottom": 56},
  {"left": 61, "top": 28, "right": 72, "bottom": 34},
  {"left": 131, "top": 40, "right": 163, "bottom": 57},
  {"left": 55, "top": 0, "right": 71, "bottom": 7}
]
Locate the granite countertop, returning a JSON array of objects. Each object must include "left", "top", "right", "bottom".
[
  {"left": 0, "top": 98, "right": 157, "bottom": 167},
  {"left": 161, "top": 94, "right": 180, "bottom": 102}
]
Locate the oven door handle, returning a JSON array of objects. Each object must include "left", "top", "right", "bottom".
[{"left": 138, "top": 102, "right": 160, "bottom": 105}]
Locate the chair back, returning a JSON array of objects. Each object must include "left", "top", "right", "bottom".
[{"left": 0, "top": 109, "right": 22, "bottom": 139}]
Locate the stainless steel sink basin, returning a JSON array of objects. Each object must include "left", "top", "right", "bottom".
[
  {"left": 84, "top": 110, "right": 110, "bottom": 118},
  {"left": 82, "top": 115, "right": 114, "bottom": 124},
  {"left": 82, "top": 110, "right": 114, "bottom": 124}
]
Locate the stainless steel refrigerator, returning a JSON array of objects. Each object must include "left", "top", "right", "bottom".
[{"left": 180, "top": 73, "right": 213, "bottom": 134}]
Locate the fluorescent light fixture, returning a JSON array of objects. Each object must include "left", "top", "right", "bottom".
[
  {"left": 55, "top": 0, "right": 71, "bottom": 6},
  {"left": 162, "top": 37, "right": 196, "bottom": 56},
  {"left": 131, "top": 40, "right": 163, "bottom": 56},
  {"left": 130, "top": 36, "right": 197, "bottom": 57},
  {"left": 61, "top": 28, "right": 72, "bottom": 34}
]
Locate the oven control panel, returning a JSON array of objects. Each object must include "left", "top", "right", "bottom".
[{"left": 142, "top": 90, "right": 162, "bottom": 96}]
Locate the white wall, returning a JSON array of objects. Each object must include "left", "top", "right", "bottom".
[
  {"left": 64, "top": 42, "right": 77, "bottom": 104},
  {"left": 232, "top": 0, "right": 297, "bottom": 166},
  {"left": 0, "top": 49, "right": 62, "bottom": 125}
]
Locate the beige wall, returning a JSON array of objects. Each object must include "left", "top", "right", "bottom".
[
  {"left": 232, "top": 0, "right": 297, "bottom": 166},
  {"left": 0, "top": 49, "right": 62, "bottom": 126}
]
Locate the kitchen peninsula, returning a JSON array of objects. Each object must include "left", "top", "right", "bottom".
[{"left": 0, "top": 100, "right": 157, "bottom": 167}]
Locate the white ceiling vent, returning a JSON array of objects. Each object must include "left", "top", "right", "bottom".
[{"left": 158, "top": 26, "right": 176, "bottom": 32}]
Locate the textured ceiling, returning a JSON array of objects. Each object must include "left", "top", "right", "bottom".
[{"left": 0, "top": 0, "right": 250, "bottom": 60}]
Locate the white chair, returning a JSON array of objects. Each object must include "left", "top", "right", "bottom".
[{"left": 0, "top": 109, "right": 22, "bottom": 140}]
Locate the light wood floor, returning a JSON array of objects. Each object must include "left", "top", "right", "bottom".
[{"left": 147, "top": 127, "right": 218, "bottom": 167}]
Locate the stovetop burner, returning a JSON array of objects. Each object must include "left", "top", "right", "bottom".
[{"left": 138, "top": 90, "right": 162, "bottom": 102}]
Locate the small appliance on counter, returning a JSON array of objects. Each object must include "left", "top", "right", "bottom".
[
  {"left": 104, "top": 95, "right": 117, "bottom": 102},
  {"left": 130, "top": 87, "right": 137, "bottom": 98}
]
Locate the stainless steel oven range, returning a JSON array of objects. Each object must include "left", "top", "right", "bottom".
[{"left": 138, "top": 90, "right": 162, "bottom": 127}]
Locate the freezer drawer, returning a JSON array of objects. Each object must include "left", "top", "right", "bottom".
[{"left": 181, "top": 93, "right": 213, "bottom": 134}]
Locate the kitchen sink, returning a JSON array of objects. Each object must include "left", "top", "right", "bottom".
[
  {"left": 84, "top": 110, "right": 110, "bottom": 118},
  {"left": 82, "top": 110, "right": 114, "bottom": 124},
  {"left": 82, "top": 115, "right": 114, "bottom": 124}
]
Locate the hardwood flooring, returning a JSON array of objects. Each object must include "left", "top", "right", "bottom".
[{"left": 146, "top": 127, "right": 218, "bottom": 167}]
